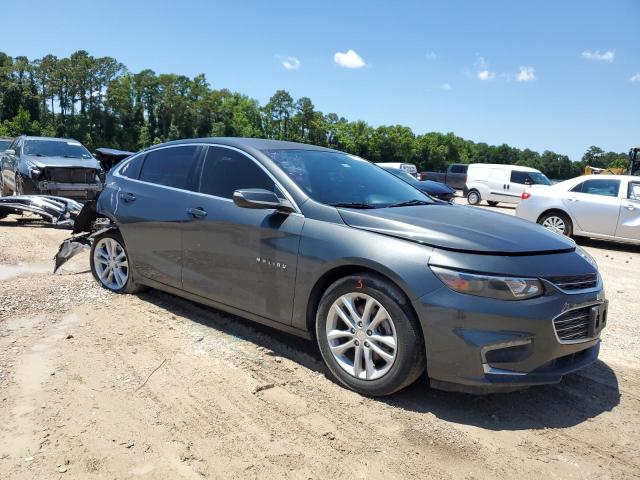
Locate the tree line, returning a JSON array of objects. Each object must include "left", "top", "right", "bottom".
[{"left": 0, "top": 50, "right": 629, "bottom": 179}]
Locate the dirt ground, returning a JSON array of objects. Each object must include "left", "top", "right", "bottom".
[{"left": 1, "top": 204, "right": 639, "bottom": 480}]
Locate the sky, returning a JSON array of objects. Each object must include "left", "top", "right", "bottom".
[{"left": 2, "top": 0, "right": 639, "bottom": 160}]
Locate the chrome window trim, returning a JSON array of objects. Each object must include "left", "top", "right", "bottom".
[{"left": 112, "top": 143, "right": 303, "bottom": 215}]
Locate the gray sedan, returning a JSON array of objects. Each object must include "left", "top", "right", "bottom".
[{"left": 88, "top": 138, "right": 606, "bottom": 395}]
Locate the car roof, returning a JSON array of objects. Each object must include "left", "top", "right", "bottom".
[
  {"left": 467, "top": 163, "right": 540, "bottom": 172},
  {"left": 147, "top": 137, "right": 341, "bottom": 153},
  {"left": 22, "top": 136, "right": 82, "bottom": 143}
]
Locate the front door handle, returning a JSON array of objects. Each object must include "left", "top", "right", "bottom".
[
  {"left": 623, "top": 203, "right": 636, "bottom": 211},
  {"left": 186, "top": 207, "right": 207, "bottom": 218},
  {"left": 119, "top": 192, "right": 136, "bottom": 203},
  {"left": 567, "top": 197, "right": 579, "bottom": 202}
]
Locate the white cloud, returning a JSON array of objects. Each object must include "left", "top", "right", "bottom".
[
  {"left": 426, "top": 51, "right": 437, "bottom": 60},
  {"left": 440, "top": 82, "right": 452, "bottom": 91},
  {"left": 279, "top": 56, "right": 300, "bottom": 70},
  {"left": 631, "top": 73, "right": 640, "bottom": 82},
  {"left": 477, "top": 70, "right": 495, "bottom": 81},
  {"left": 334, "top": 49, "right": 366, "bottom": 69},
  {"left": 474, "top": 55, "right": 495, "bottom": 80},
  {"left": 582, "top": 50, "right": 615, "bottom": 62},
  {"left": 515, "top": 66, "right": 536, "bottom": 82}
]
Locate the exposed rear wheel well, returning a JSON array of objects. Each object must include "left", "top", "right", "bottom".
[{"left": 305, "top": 265, "right": 419, "bottom": 340}]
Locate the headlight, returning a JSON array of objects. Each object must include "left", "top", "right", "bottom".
[
  {"left": 575, "top": 246, "right": 598, "bottom": 269},
  {"left": 430, "top": 266, "right": 543, "bottom": 300}
]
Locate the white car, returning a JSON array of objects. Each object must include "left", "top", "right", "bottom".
[
  {"left": 516, "top": 175, "right": 640, "bottom": 245},
  {"left": 465, "top": 163, "right": 551, "bottom": 206}
]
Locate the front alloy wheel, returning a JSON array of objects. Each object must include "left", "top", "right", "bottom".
[
  {"left": 326, "top": 293, "right": 398, "bottom": 380},
  {"left": 316, "top": 274, "right": 425, "bottom": 396}
]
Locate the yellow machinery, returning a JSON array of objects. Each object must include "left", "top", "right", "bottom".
[{"left": 584, "top": 147, "right": 640, "bottom": 176}]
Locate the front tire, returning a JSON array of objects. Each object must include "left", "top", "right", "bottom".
[
  {"left": 90, "top": 231, "right": 143, "bottom": 293},
  {"left": 316, "top": 274, "right": 426, "bottom": 396},
  {"left": 538, "top": 211, "right": 573, "bottom": 237},
  {"left": 467, "top": 189, "right": 481, "bottom": 205}
]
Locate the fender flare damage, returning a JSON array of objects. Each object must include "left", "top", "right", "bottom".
[{"left": 53, "top": 200, "right": 117, "bottom": 273}]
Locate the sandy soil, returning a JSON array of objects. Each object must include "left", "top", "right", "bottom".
[{"left": 1, "top": 206, "right": 639, "bottom": 480}]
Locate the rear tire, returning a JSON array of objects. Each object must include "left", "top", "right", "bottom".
[
  {"left": 487, "top": 201, "right": 499, "bottom": 207},
  {"left": 467, "top": 190, "right": 481, "bottom": 205},
  {"left": 538, "top": 211, "right": 573, "bottom": 237},
  {"left": 90, "top": 231, "right": 144, "bottom": 294},
  {"left": 315, "top": 274, "right": 426, "bottom": 396}
]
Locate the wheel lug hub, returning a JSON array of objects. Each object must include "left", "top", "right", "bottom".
[
  {"left": 366, "top": 330, "right": 372, "bottom": 336},
  {"left": 354, "top": 340, "right": 360, "bottom": 346},
  {"left": 357, "top": 321, "right": 363, "bottom": 328},
  {"left": 364, "top": 341, "right": 369, "bottom": 347},
  {"left": 350, "top": 328, "right": 355, "bottom": 334}
]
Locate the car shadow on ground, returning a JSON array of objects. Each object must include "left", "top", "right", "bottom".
[
  {"left": 575, "top": 236, "right": 640, "bottom": 254},
  {"left": 140, "top": 289, "right": 620, "bottom": 431}
]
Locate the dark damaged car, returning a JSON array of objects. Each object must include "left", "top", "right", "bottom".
[
  {"left": 0, "top": 136, "right": 102, "bottom": 200},
  {"left": 84, "top": 138, "right": 606, "bottom": 396}
]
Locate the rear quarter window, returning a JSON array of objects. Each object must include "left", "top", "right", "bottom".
[{"left": 119, "top": 154, "right": 145, "bottom": 179}]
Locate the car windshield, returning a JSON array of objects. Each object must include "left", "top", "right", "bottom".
[
  {"left": 388, "top": 169, "right": 418, "bottom": 183},
  {"left": 0, "top": 140, "right": 12, "bottom": 151},
  {"left": 264, "top": 149, "right": 433, "bottom": 208},
  {"left": 529, "top": 172, "right": 551, "bottom": 185},
  {"left": 23, "top": 140, "right": 92, "bottom": 159}
]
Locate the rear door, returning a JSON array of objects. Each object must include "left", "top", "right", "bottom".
[
  {"left": 615, "top": 180, "right": 640, "bottom": 241},
  {"left": 114, "top": 145, "right": 203, "bottom": 288},
  {"left": 562, "top": 178, "right": 621, "bottom": 235},
  {"left": 181, "top": 146, "right": 304, "bottom": 324}
]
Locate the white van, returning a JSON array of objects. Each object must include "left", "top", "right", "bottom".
[
  {"left": 465, "top": 164, "right": 551, "bottom": 206},
  {"left": 376, "top": 162, "right": 418, "bottom": 178}
]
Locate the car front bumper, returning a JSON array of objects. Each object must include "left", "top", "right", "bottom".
[
  {"left": 20, "top": 173, "right": 102, "bottom": 200},
  {"left": 413, "top": 283, "right": 606, "bottom": 393}
]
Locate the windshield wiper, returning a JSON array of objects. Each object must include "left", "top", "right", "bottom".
[
  {"left": 329, "top": 202, "right": 378, "bottom": 209},
  {"left": 387, "top": 199, "right": 432, "bottom": 208},
  {"left": 63, "top": 155, "right": 82, "bottom": 159}
]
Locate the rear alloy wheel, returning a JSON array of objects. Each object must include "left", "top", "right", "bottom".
[
  {"left": 316, "top": 274, "right": 425, "bottom": 396},
  {"left": 90, "top": 232, "right": 143, "bottom": 293},
  {"left": 467, "top": 190, "right": 481, "bottom": 205},
  {"left": 539, "top": 211, "right": 573, "bottom": 237}
]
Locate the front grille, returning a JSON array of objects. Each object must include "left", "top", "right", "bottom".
[
  {"left": 42, "top": 167, "right": 97, "bottom": 184},
  {"left": 553, "top": 306, "right": 592, "bottom": 341},
  {"left": 546, "top": 273, "right": 597, "bottom": 291}
]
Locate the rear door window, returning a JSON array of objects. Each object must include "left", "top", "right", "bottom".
[
  {"left": 138, "top": 146, "right": 201, "bottom": 190},
  {"left": 572, "top": 179, "right": 621, "bottom": 197},
  {"left": 119, "top": 154, "right": 145, "bottom": 179},
  {"left": 199, "top": 146, "right": 276, "bottom": 199}
]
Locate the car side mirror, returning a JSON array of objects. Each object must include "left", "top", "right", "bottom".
[
  {"left": 233, "top": 189, "right": 294, "bottom": 213},
  {"left": 4, "top": 149, "right": 15, "bottom": 155}
]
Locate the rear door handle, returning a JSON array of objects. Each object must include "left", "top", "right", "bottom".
[
  {"left": 186, "top": 207, "right": 207, "bottom": 218},
  {"left": 567, "top": 197, "right": 579, "bottom": 202},
  {"left": 623, "top": 203, "right": 636, "bottom": 211},
  {"left": 119, "top": 192, "right": 136, "bottom": 203}
]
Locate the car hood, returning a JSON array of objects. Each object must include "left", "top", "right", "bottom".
[
  {"left": 337, "top": 204, "right": 576, "bottom": 255},
  {"left": 24, "top": 155, "right": 100, "bottom": 169}
]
